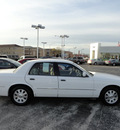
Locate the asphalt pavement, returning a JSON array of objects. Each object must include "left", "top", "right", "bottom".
[{"left": 0, "top": 65, "right": 120, "bottom": 130}]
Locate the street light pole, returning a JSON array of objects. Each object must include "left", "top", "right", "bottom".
[
  {"left": 20, "top": 37, "right": 28, "bottom": 56},
  {"left": 81, "top": 48, "right": 84, "bottom": 56},
  {"left": 31, "top": 24, "right": 45, "bottom": 58},
  {"left": 74, "top": 47, "right": 77, "bottom": 57},
  {"left": 60, "top": 35, "right": 69, "bottom": 59},
  {"left": 41, "top": 42, "right": 47, "bottom": 57},
  {"left": 55, "top": 35, "right": 69, "bottom": 59}
]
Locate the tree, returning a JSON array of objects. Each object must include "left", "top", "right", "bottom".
[
  {"left": 51, "top": 48, "right": 61, "bottom": 57},
  {"left": 104, "top": 53, "right": 110, "bottom": 59}
]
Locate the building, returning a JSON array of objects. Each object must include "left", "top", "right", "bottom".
[
  {"left": 90, "top": 43, "right": 120, "bottom": 60},
  {"left": 25, "top": 46, "right": 43, "bottom": 57},
  {"left": 0, "top": 44, "right": 23, "bottom": 60},
  {"left": 64, "top": 51, "right": 73, "bottom": 58},
  {"left": 44, "top": 48, "right": 73, "bottom": 58},
  {"left": 0, "top": 44, "right": 74, "bottom": 59},
  {"left": 0, "top": 44, "right": 43, "bottom": 59}
]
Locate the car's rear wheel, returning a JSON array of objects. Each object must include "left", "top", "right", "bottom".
[
  {"left": 10, "top": 86, "right": 33, "bottom": 106},
  {"left": 101, "top": 87, "right": 120, "bottom": 105}
]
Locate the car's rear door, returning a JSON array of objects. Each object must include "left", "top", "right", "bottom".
[{"left": 25, "top": 62, "right": 58, "bottom": 97}]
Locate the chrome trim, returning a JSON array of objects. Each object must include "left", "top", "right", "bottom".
[{"left": 36, "top": 88, "right": 95, "bottom": 91}]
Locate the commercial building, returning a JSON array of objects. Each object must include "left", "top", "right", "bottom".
[
  {"left": 0, "top": 44, "right": 73, "bottom": 59},
  {"left": 0, "top": 44, "right": 43, "bottom": 60},
  {"left": 0, "top": 44, "right": 23, "bottom": 60},
  {"left": 90, "top": 43, "right": 120, "bottom": 60},
  {"left": 25, "top": 46, "right": 43, "bottom": 57}
]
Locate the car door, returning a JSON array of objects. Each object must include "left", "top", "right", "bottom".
[
  {"left": 98, "top": 59, "right": 102, "bottom": 65},
  {"left": 25, "top": 62, "right": 58, "bottom": 97},
  {"left": 57, "top": 63, "right": 94, "bottom": 97}
]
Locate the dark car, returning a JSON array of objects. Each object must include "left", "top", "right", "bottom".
[
  {"left": 71, "top": 57, "right": 85, "bottom": 64},
  {"left": 40, "top": 56, "right": 55, "bottom": 59},
  {"left": 0, "top": 58, "right": 21, "bottom": 69},
  {"left": 105, "top": 59, "right": 120, "bottom": 66}
]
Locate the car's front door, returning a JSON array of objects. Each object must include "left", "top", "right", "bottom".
[
  {"left": 57, "top": 63, "right": 94, "bottom": 97},
  {"left": 25, "top": 62, "right": 58, "bottom": 97}
]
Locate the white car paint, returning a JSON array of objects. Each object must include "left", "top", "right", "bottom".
[
  {"left": 0, "top": 59, "right": 119, "bottom": 99},
  {"left": 0, "top": 69, "right": 15, "bottom": 73},
  {"left": 91, "top": 72, "right": 120, "bottom": 97},
  {"left": 58, "top": 76, "right": 94, "bottom": 97},
  {"left": 25, "top": 75, "right": 58, "bottom": 97}
]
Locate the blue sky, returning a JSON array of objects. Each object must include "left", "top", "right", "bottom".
[{"left": 0, "top": 0, "right": 120, "bottom": 54}]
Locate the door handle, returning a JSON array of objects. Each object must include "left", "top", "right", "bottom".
[
  {"left": 61, "top": 79, "right": 66, "bottom": 81},
  {"left": 30, "top": 78, "right": 35, "bottom": 80}
]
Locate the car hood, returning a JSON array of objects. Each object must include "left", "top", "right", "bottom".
[
  {"left": 0, "top": 69, "right": 15, "bottom": 73},
  {"left": 90, "top": 71, "right": 120, "bottom": 81}
]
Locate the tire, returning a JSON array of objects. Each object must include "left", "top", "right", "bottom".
[
  {"left": 101, "top": 87, "right": 120, "bottom": 105},
  {"left": 10, "top": 86, "right": 33, "bottom": 106},
  {"left": 94, "top": 62, "right": 97, "bottom": 65},
  {"left": 113, "top": 63, "right": 116, "bottom": 66}
]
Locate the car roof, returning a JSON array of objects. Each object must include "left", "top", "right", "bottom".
[{"left": 28, "top": 58, "right": 73, "bottom": 64}]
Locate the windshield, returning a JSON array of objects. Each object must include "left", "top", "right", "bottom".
[{"left": 7, "top": 59, "right": 21, "bottom": 67}]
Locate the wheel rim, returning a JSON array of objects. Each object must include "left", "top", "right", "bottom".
[
  {"left": 13, "top": 89, "right": 28, "bottom": 104},
  {"left": 105, "top": 90, "right": 118, "bottom": 104}
]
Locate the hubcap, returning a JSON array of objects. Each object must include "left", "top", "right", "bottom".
[
  {"left": 105, "top": 90, "right": 118, "bottom": 104},
  {"left": 13, "top": 89, "right": 28, "bottom": 104}
]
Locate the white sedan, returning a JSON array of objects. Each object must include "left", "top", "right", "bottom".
[{"left": 0, "top": 59, "right": 120, "bottom": 106}]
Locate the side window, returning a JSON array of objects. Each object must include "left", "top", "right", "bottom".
[
  {"left": 58, "top": 63, "right": 82, "bottom": 77},
  {"left": 0, "top": 60, "right": 13, "bottom": 67},
  {"left": 0, "top": 60, "right": 4, "bottom": 66},
  {"left": 4, "top": 61, "right": 12, "bottom": 66},
  {"left": 29, "top": 62, "right": 55, "bottom": 76}
]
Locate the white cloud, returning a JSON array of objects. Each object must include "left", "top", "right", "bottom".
[{"left": 0, "top": 0, "right": 120, "bottom": 54}]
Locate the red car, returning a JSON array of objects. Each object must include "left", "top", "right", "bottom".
[{"left": 18, "top": 58, "right": 36, "bottom": 64}]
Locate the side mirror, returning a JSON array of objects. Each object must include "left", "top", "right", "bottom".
[{"left": 82, "top": 72, "right": 88, "bottom": 77}]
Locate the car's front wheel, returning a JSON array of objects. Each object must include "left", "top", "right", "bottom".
[
  {"left": 101, "top": 87, "right": 120, "bottom": 105},
  {"left": 10, "top": 86, "right": 33, "bottom": 106}
]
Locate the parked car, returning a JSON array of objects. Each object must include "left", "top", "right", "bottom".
[
  {"left": 18, "top": 58, "right": 36, "bottom": 64},
  {"left": 105, "top": 59, "right": 120, "bottom": 66},
  {"left": 71, "top": 57, "right": 85, "bottom": 64},
  {"left": 87, "top": 59, "right": 105, "bottom": 65},
  {"left": 84, "top": 57, "right": 89, "bottom": 63},
  {"left": 40, "top": 56, "right": 55, "bottom": 59},
  {"left": 0, "top": 58, "right": 21, "bottom": 69},
  {"left": 0, "top": 55, "right": 19, "bottom": 60},
  {"left": 0, "top": 55, "right": 8, "bottom": 58},
  {"left": 19, "top": 55, "right": 37, "bottom": 60},
  {"left": 0, "top": 59, "right": 120, "bottom": 106}
]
